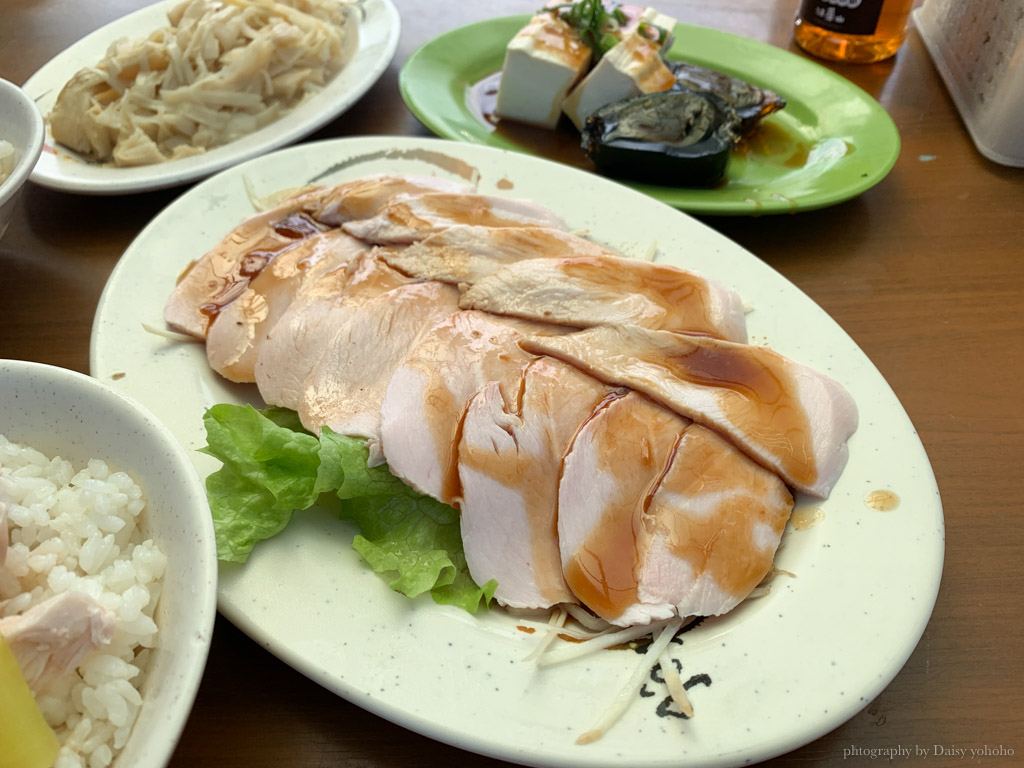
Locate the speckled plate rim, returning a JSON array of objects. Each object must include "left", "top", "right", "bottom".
[
  {"left": 22, "top": 0, "right": 400, "bottom": 195},
  {"left": 90, "top": 136, "right": 942, "bottom": 768},
  {"left": 398, "top": 15, "right": 901, "bottom": 215}
]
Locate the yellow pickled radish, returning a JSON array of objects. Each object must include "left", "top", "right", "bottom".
[{"left": 0, "top": 634, "right": 60, "bottom": 768}]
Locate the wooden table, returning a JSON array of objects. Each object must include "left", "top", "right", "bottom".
[{"left": 2, "top": 1, "right": 1022, "bottom": 766}]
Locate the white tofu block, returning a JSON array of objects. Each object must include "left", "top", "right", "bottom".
[
  {"left": 495, "top": 13, "right": 592, "bottom": 129},
  {"left": 561, "top": 31, "right": 677, "bottom": 131}
]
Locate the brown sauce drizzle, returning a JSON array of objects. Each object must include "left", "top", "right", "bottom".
[
  {"left": 423, "top": 319, "right": 539, "bottom": 508},
  {"left": 557, "top": 632, "right": 586, "bottom": 643},
  {"left": 466, "top": 72, "right": 592, "bottom": 171},
  {"left": 864, "top": 489, "right": 899, "bottom": 511},
  {"left": 415, "top": 193, "right": 549, "bottom": 229},
  {"left": 556, "top": 257, "right": 719, "bottom": 336},
  {"left": 563, "top": 395, "right": 682, "bottom": 621},
  {"left": 441, "top": 395, "right": 468, "bottom": 507},
  {"left": 198, "top": 213, "right": 326, "bottom": 320},
  {"left": 790, "top": 505, "right": 824, "bottom": 530},
  {"left": 652, "top": 340, "right": 816, "bottom": 489},
  {"left": 272, "top": 213, "right": 325, "bottom": 239},
  {"left": 412, "top": 334, "right": 462, "bottom": 505},
  {"left": 562, "top": 396, "right": 793, "bottom": 618},
  {"left": 655, "top": 425, "right": 791, "bottom": 598},
  {"left": 521, "top": 13, "right": 592, "bottom": 62},
  {"left": 454, "top": 360, "right": 596, "bottom": 605},
  {"left": 734, "top": 120, "right": 810, "bottom": 169}
]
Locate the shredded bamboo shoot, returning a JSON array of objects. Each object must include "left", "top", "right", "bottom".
[
  {"left": 49, "top": 0, "right": 360, "bottom": 167},
  {"left": 575, "top": 617, "right": 684, "bottom": 744}
]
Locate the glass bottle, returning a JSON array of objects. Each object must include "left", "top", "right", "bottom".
[{"left": 793, "top": 0, "right": 916, "bottom": 64}]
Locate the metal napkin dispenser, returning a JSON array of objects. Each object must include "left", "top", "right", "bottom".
[{"left": 914, "top": 0, "right": 1024, "bottom": 167}]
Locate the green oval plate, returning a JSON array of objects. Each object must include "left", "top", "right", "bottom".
[{"left": 399, "top": 15, "right": 901, "bottom": 215}]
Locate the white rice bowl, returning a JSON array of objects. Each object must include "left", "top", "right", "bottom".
[{"left": 0, "top": 360, "right": 216, "bottom": 768}]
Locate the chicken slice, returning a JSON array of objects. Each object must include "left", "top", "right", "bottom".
[
  {"left": 0, "top": 592, "right": 115, "bottom": 692},
  {"left": 522, "top": 325, "right": 858, "bottom": 498},
  {"left": 342, "top": 193, "right": 568, "bottom": 245},
  {"left": 460, "top": 255, "right": 748, "bottom": 342},
  {"left": 298, "top": 280, "right": 461, "bottom": 465},
  {"left": 377, "top": 225, "right": 618, "bottom": 285},
  {"left": 558, "top": 391, "right": 688, "bottom": 626},
  {"left": 166, "top": 175, "right": 467, "bottom": 339},
  {"left": 255, "top": 253, "right": 411, "bottom": 411},
  {"left": 379, "top": 311, "right": 563, "bottom": 504},
  {"left": 458, "top": 358, "right": 617, "bottom": 610},
  {"left": 641, "top": 424, "right": 793, "bottom": 618},
  {"left": 313, "top": 174, "right": 474, "bottom": 225},
  {"left": 559, "top": 393, "right": 793, "bottom": 626},
  {"left": 205, "top": 229, "right": 371, "bottom": 383},
  {"left": 164, "top": 186, "right": 330, "bottom": 339}
]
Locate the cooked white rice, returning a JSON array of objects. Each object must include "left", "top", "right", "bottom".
[{"left": 0, "top": 434, "right": 166, "bottom": 768}]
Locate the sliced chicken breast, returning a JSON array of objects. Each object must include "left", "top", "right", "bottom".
[
  {"left": 164, "top": 186, "right": 330, "bottom": 339},
  {"left": 458, "top": 358, "right": 617, "bottom": 610},
  {"left": 298, "top": 280, "right": 461, "bottom": 465},
  {"left": 378, "top": 225, "right": 618, "bottom": 284},
  {"left": 255, "top": 253, "right": 410, "bottom": 410},
  {"left": 0, "top": 591, "right": 115, "bottom": 692},
  {"left": 640, "top": 424, "right": 793, "bottom": 619},
  {"left": 460, "top": 255, "right": 748, "bottom": 342},
  {"left": 342, "top": 193, "right": 569, "bottom": 245},
  {"left": 313, "top": 174, "right": 475, "bottom": 226},
  {"left": 205, "top": 229, "right": 371, "bottom": 383},
  {"left": 166, "top": 175, "right": 469, "bottom": 339},
  {"left": 379, "top": 311, "right": 562, "bottom": 504},
  {"left": 558, "top": 391, "right": 688, "bottom": 626},
  {"left": 559, "top": 393, "right": 793, "bottom": 626},
  {"left": 522, "top": 325, "right": 858, "bottom": 498}
]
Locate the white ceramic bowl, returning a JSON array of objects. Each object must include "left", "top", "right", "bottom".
[
  {"left": 0, "top": 359, "right": 217, "bottom": 768},
  {"left": 0, "top": 78, "right": 45, "bottom": 242}
]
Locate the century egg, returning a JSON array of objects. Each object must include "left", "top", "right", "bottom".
[
  {"left": 581, "top": 89, "right": 741, "bottom": 187},
  {"left": 669, "top": 61, "right": 786, "bottom": 135}
]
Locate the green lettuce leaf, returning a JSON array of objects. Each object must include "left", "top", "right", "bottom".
[
  {"left": 201, "top": 404, "right": 323, "bottom": 562},
  {"left": 201, "top": 404, "right": 494, "bottom": 613}
]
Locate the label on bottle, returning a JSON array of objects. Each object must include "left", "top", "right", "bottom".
[{"left": 799, "top": 0, "right": 885, "bottom": 35}]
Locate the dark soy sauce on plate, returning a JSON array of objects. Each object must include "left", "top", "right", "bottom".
[
  {"left": 733, "top": 120, "right": 812, "bottom": 169},
  {"left": 467, "top": 71, "right": 816, "bottom": 178},
  {"left": 467, "top": 72, "right": 592, "bottom": 171}
]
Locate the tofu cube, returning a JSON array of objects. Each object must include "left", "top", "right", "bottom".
[
  {"left": 561, "top": 28, "right": 677, "bottom": 131},
  {"left": 495, "top": 13, "right": 593, "bottom": 129}
]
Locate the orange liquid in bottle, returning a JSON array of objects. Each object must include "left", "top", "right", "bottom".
[{"left": 794, "top": 0, "right": 915, "bottom": 63}]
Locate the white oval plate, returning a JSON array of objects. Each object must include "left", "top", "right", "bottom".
[
  {"left": 90, "top": 136, "right": 944, "bottom": 768},
  {"left": 23, "top": 0, "right": 399, "bottom": 195}
]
